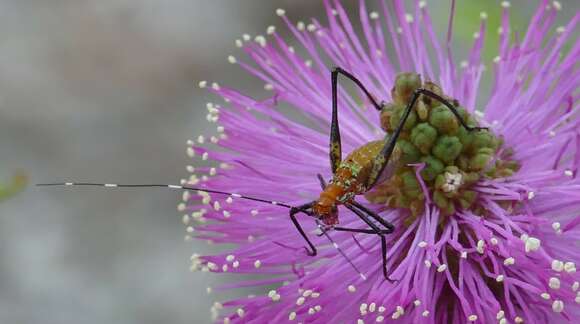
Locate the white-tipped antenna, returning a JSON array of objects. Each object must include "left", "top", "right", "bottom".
[
  {"left": 37, "top": 182, "right": 293, "bottom": 208},
  {"left": 38, "top": 181, "right": 366, "bottom": 278}
]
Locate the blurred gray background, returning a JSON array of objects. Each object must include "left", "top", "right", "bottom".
[{"left": 0, "top": 1, "right": 576, "bottom": 323}]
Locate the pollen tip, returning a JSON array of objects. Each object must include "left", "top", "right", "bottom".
[
  {"left": 480, "top": 11, "right": 488, "bottom": 20},
  {"left": 541, "top": 292, "right": 551, "bottom": 300},
  {"left": 551, "top": 259, "right": 564, "bottom": 272},
  {"left": 296, "top": 21, "right": 305, "bottom": 31},
  {"left": 267, "top": 25, "right": 276, "bottom": 35},
  {"left": 549, "top": 277, "right": 561, "bottom": 289},
  {"left": 552, "top": 300, "right": 564, "bottom": 313},
  {"left": 496, "top": 310, "right": 505, "bottom": 320},
  {"left": 564, "top": 262, "right": 576, "bottom": 273},
  {"left": 504, "top": 257, "right": 515, "bottom": 266},
  {"left": 275, "top": 8, "right": 286, "bottom": 16},
  {"left": 198, "top": 80, "right": 207, "bottom": 88},
  {"left": 501, "top": 1, "right": 511, "bottom": 9},
  {"left": 369, "top": 11, "right": 379, "bottom": 20},
  {"left": 227, "top": 55, "right": 237, "bottom": 64}
]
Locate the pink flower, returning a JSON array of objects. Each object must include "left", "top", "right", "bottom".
[{"left": 186, "top": 1, "right": 580, "bottom": 322}]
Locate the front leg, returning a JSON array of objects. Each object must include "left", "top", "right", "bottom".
[
  {"left": 329, "top": 67, "right": 383, "bottom": 174},
  {"left": 345, "top": 203, "right": 395, "bottom": 282},
  {"left": 289, "top": 201, "right": 317, "bottom": 256}
]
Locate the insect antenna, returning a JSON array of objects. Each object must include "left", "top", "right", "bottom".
[{"left": 37, "top": 182, "right": 365, "bottom": 279}]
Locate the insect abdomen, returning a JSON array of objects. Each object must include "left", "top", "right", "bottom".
[{"left": 333, "top": 140, "right": 384, "bottom": 194}]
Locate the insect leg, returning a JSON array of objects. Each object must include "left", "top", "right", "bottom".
[
  {"left": 332, "top": 67, "right": 382, "bottom": 111},
  {"left": 289, "top": 201, "right": 318, "bottom": 256},
  {"left": 415, "top": 88, "right": 487, "bottom": 132},
  {"left": 350, "top": 200, "right": 395, "bottom": 233},
  {"left": 330, "top": 67, "right": 382, "bottom": 174},
  {"left": 345, "top": 203, "right": 395, "bottom": 281},
  {"left": 316, "top": 173, "right": 327, "bottom": 189},
  {"left": 366, "top": 88, "right": 487, "bottom": 189}
]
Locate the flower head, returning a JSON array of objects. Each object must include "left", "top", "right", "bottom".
[{"left": 185, "top": 1, "right": 579, "bottom": 323}]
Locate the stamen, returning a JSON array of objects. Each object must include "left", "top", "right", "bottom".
[
  {"left": 551, "top": 260, "right": 564, "bottom": 272},
  {"left": 552, "top": 300, "right": 564, "bottom": 313}
]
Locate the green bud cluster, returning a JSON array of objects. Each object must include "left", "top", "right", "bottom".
[{"left": 367, "top": 74, "right": 519, "bottom": 220}]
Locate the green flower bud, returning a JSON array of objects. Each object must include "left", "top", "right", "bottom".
[
  {"left": 456, "top": 126, "right": 474, "bottom": 151},
  {"left": 390, "top": 105, "right": 417, "bottom": 131},
  {"left": 410, "top": 123, "right": 437, "bottom": 154},
  {"left": 395, "top": 140, "right": 421, "bottom": 165},
  {"left": 380, "top": 103, "right": 402, "bottom": 133},
  {"left": 469, "top": 150, "right": 493, "bottom": 171},
  {"left": 416, "top": 101, "right": 429, "bottom": 121},
  {"left": 433, "top": 190, "right": 455, "bottom": 215},
  {"left": 420, "top": 156, "right": 444, "bottom": 182},
  {"left": 432, "top": 135, "right": 463, "bottom": 163},
  {"left": 459, "top": 190, "right": 477, "bottom": 209},
  {"left": 429, "top": 104, "right": 460, "bottom": 134},
  {"left": 421, "top": 81, "right": 443, "bottom": 107},
  {"left": 462, "top": 172, "right": 480, "bottom": 185},
  {"left": 392, "top": 72, "right": 421, "bottom": 104},
  {"left": 471, "top": 131, "right": 498, "bottom": 151},
  {"left": 400, "top": 170, "right": 421, "bottom": 198}
]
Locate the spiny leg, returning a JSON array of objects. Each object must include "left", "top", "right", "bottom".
[
  {"left": 289, "top": 201, "right": 317, "bottom": 256},
  {"left": 332, "top": 67, "right": 382, "bottom": 111},
  {"left": 345, "top": 203, "right": 395, "bottom": 281},
  {"left": 329, "top": 67, "right": 382, "bottom": 174},
  {"left": 350, "top": 200, "right": 395, "bottom": 233},
  {"left": 366, "top": 88, "right": 487, "bottom": 189}
]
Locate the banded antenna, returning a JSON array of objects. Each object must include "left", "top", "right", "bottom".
[{"left": 38, "top": 181, "right": 366, "bottom": 280}]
